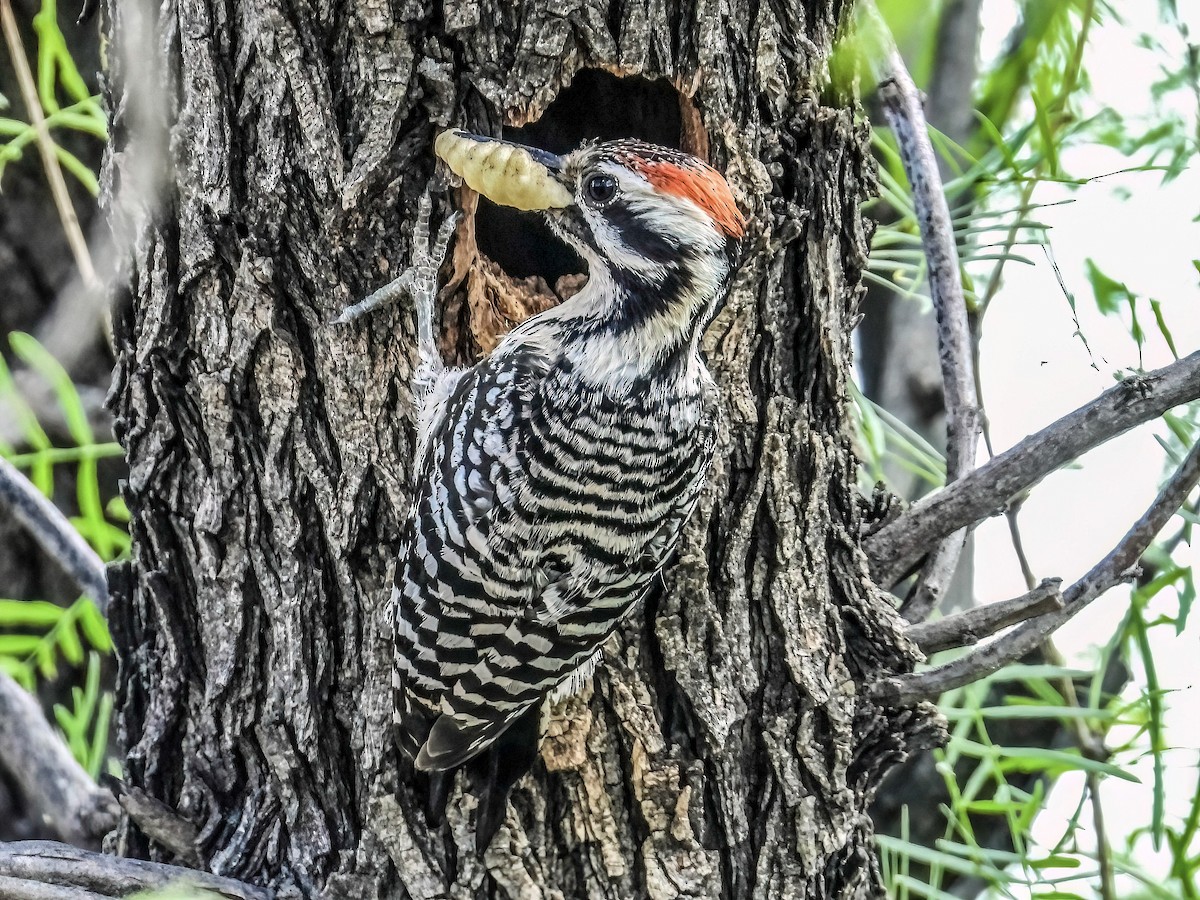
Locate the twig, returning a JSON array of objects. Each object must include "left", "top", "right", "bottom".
[
  {"left": 907, "top": 578, "right": 1063, "bottom": 653},
  {"left": 874, "top": 437, "right": 1200, "bottom": 704},
  {"left": 0, "top": 841, "right": 270, "bottom": 899},
  {"left": 0, "top": 0, "right": 98, "bottom": 289},
  {"left": 0, "top": 671, "right": 118, "bottom": 847},
  {"left": 866, "top": 351, "right": 1200, "bottom": 586},
  {"left": 0, "top": 456, "right": 109, "bottom": 611},
  {"left": 1002, "top": 501, "right": 1039, "bottom": 591},
  {"left": 871, "top": 13, "right": 980, "bottom": 622}
]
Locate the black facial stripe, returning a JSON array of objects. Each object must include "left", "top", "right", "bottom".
[
  {"left": 599, "top": 202, "right": 681, "bottom": 266},
  {"left": 610, "top": 264, "right": 688, "bottom": 325},
  {"left": 542, "top": 199, "right": 738, "bottom": 368},
  {"left": 545, "top": 211, "right": 598, "bottom": 260}
]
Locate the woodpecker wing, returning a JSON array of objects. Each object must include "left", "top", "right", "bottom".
[{"left": 393, "top": 341, "right": 567, "bottom": 765}]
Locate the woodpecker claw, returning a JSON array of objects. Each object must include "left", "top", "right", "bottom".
[{"left": 332, "top": 192, "right": 459, "bottom": 351}]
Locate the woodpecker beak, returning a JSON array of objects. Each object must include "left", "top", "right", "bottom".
[{"left": 434, "top": 130, "right": 572, "bottom": 212}]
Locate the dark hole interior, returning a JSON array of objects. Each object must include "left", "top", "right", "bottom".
[{"left": 474, "top": 70, "right": 685, "bottom": 286}]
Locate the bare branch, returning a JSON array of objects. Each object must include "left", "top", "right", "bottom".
[
  {"left": 0, "top": 671, "right": 117, "bottom": 846},
  {"left": 0, "top": 841, "right": 270, "bottom": 900},
  {"left": 907, "top": 578, "right": 1064, "bottom": 653},
  {"left": 866, "top": 351, "right": 1200, "bottom": 587},
  {"left": 870, "top": 13, "right": 980, "bottom": 622},
  {"left": 0, "top": 456, "right": 109, "bottom": 611},
  {"left": 900, "top": 530, "right": 969, "bottom": 623},
  {"left": 874, "top": 438, "right": 1200, "bottom": 705}
]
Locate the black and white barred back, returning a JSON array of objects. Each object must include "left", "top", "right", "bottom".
[{"left": 391, "top": 316, "right": 719, "bottom": 774}]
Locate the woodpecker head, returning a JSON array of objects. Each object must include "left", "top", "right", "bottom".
[{"left": 435, "top": 130, "right": 745, "bottom": 364}]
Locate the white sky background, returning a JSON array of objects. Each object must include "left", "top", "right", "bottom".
[{"left": 963, "top": 1, "right": 1200, "bottom": 891}]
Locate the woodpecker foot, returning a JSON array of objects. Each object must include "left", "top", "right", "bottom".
[{"left": 333, "top": 192, "right": 458, "bottom": 335}]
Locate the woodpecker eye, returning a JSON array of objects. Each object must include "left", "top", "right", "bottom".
[{"left": 584, "top": 173, "right": 618, "bottom": 206}]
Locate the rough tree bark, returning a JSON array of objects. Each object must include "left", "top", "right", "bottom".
[{"left": 104, "top": 0, "right": 940, "bottom": 897}]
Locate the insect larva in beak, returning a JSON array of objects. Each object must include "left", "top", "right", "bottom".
[{"left": 435, "top": 130, "right": 572, "bottom": 212}]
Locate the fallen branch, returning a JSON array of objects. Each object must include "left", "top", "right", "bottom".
[
  {"left": 871, "top": 9, "right": 980, "bottom": 623},
  {"left": 866, "top": 351, "right": 1200, "bottom": 587},
  {"left": 0, "top": 671, "right": 118, "bottom": 846},
  {"left": 874, "top": 437, "right": 1200, "bottom": 705},
  {"left": 907, "top": 578, "right": 1064, "bottom": 654},
  {"left": 0, "top": 455, "right": 109, "bottom": 611},
  {"left": 0, "top": 841, "right": 270, "bottom": 900}
]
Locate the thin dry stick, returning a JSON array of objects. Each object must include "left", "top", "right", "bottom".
[
  {"left": 866, "top": 350, "right": 1200, "bottom": 586},
  {"left": 876, "top": 437, "right": 1200, "bottom": 704},
  {"left": 872, "top": 24, "right": 980, "bottom": 623},
  {"left": 0, "top": 0, "right": 97, "bottom": 288},
  {"left": 906, "top": 578, "right": 1063, "bottom": 654}
]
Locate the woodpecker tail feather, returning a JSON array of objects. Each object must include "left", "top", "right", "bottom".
[
  {"left": 415, "top": 709, "right": 520, "bottom": 772},
  {"left": 399, "top": 700, "right": 542, "bottom": 854},
  {"left": 423, "top": 769, "right": 453, "bottom": 827},
  {"left": 464, "top": 703, "right": 541, "bottom": 856}
]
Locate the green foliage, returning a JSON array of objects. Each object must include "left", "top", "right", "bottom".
[
  {"left": 0, "top": 333, "right": 123, "bottom": 778},
  {"left": 852, "top": 381, "right": 947, "bottom": 490},
  {"left": 881, "top": 639, "right": 1198, "bottom": 898},
  {"left": 0, "top": 333, "right": 128, "bottom": 557},
  {"left": 0, "top": 596, "right": 110, "bottom": 690},
  {"left": 54, "top": 650, "right": 117, "bottom": 780},
  {"left": 857, "top": 1, "right": 1200, "bottom": 896},
  {"left": 0, "top": 0, "right": 106, "bottom": 192}
]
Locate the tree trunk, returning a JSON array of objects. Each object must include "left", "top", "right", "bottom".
[{"left": 104, "top": 0, "right": 940, "bottom": 896}]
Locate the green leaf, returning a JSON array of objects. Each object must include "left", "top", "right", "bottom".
[
  {"left": 991, "top": 744, "right": 1142, "bottom": 783},
  {"left": 106, "top": 496, "right": 131, "bottom": 523},
  {"left": 1027, "top": 855, "right": 1083, "bottom": 870},
  {"left": 88, "top": 688, "right": 113, "bottom": 779},
  {"left": 55, "top": 614, "right": 85, "bottom": 665},
  {"left": 1177, "top": 572, "right": 1195, "bottom": 634},
  {"left": 983, "top": 664, "right": 1096, "bottom": 682},
  {"left": 0, "top": 598, "right": 66, "bottom": 628},
  {"left": 1031, "top": 89, "right": 1060, "bottom": 176},
  {"left": 53, "top": 143, "right": 99, "bottom": 195},
  {"left": 77, "top": 600, "right": 112, "bottom": 653},
  {"left": 0, "top": 634, "right": 47, "bottom": 656},
  {"left": 1129, "top": 594, "right": 1167, "bottom": 850},
  {"left": 960, "top": 704, "right": 1113, "bottom": 722},
  {"left": 1084, "top": 258, "right": 1133, "bottom": 316},
  {"left": 1149, "top": 299, "right": 1180, "bottom": 360},
  {"left": 0, "top": 657, "right": 34, "bottom": 690},
  {"left": 0, "top": 350, "right": 53, "bottom": 493},
  {"left": 876, "top": 835, "right": 1008, "bottom": 881},
  {"left": 10, "top": 332, "right": 93, "bottom": 446}
]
